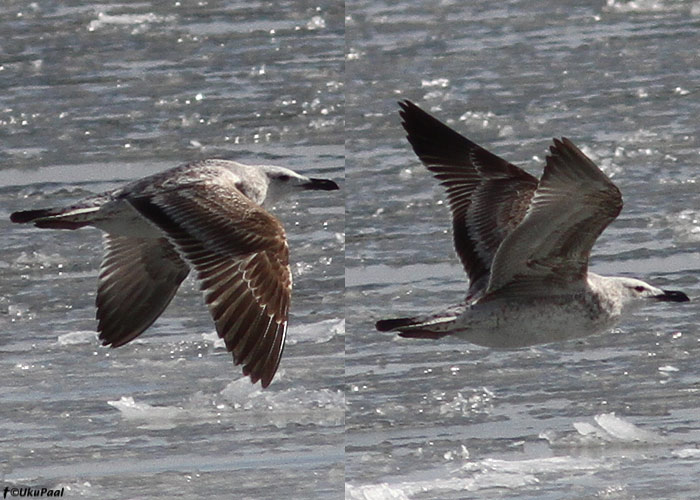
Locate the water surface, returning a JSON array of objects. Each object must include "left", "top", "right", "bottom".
[
  {"left": 346, "top": 1, "right": 700, "bottom": 498},
  {"left": 1, "top": 2, "right": 344, "bottom": 499}
]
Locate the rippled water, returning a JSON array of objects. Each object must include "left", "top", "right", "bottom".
[
  {"left": 1, "top": 2, "right": 343, "bottom": 499},
  {"left": 3, "top": 0, "right": 700, "bottom": 499},
  {"left": 346, "top": 0, "right": 700, "bottom": 499}
]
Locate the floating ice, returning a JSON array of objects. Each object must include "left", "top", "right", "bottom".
[
  {"left": 545, "top": 412, "right": 667, "bottom": 447},
  {"left": 14, "top": 250, "right": 67, "bottom": 267},
  {"left": 346, "top": 471, "right": 538, "bottom": 500},
  {"left": 673, "top": 448, "right": 700, "bottom": 459},
  {"left": 107, "top": 396, "right": 190, "bottom": 429},
  {"left": 346, "top": 456, "right": 603, "bottom": 499},
  {"left": 57, "top": 331, "right": 96, "bottom": 346},
  {"left": 219, "top": 378, "right": 343, "bottom": 427},
  {"left": 200, "top": 330, "right": 225, "bottom": 349},
  {"left": 593, "top": 413, "right": 666, "bottom": 443},
  {"left": 87, "top": 12, "right": 172, "bottom": 32},
  {"left": 604, "top": 0, "right": 669, "bottom": 12},
  {"left": 306, "top": 15, "right": 326, "bottom": 30},
  {"left": 420, "top": 78, "right": 450, "bottom": 88},
  {"left": 286, "top": 317, "right": 344, "bottom": 345}
]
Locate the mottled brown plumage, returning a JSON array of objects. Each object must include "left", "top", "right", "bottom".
[{"left": 11, "top": 159, "right": 338, "bottom": 388}]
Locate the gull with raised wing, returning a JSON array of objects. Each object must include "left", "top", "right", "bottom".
[
  {"left": 11, "top": 159, "right": 339, "bottom": 387},
  {"left": 376, "top": 100, "right": 688, "bottom": 347}
]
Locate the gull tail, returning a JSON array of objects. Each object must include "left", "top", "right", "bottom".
[
  {"left": 376, "top": 317, "right": 417, "bottom": 331},
  {"left": 10, "top": 206, "right": 100, "bottom": 230},
  {"left": 376, "top": 317, "right": 453, "bottom": 340}
]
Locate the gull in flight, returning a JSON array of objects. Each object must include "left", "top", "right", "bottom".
[
  {"left": 376, "top": 100, "right": 688, "bottom": 347},
  {"left": 11, "top": 159, "right": 339, "bottom": 387}
]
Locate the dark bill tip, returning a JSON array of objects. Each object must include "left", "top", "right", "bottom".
[
  {"left": 303, "top": 178, "right": 339, "bottom": 191},
  {"left": 655, "top": 289, "right": 690, "bottom": 303}
]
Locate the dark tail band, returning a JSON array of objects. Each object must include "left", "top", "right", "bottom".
[
  {"left": 375, "top": 317, "right": 418, "bottom": 332},
  {"left": 10, "top": 209, "right": 58, "bottom": 224}
]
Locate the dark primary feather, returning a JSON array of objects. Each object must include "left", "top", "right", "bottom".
[
  {"left": 398, "top": 100, "right": 539, "bottom": 298},
  {"left": 97, "top": 236, "right": 190, "bottom": 347}
]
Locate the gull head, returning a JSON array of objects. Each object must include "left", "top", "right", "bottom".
[
  {"left": 603, "top": 276, "right": 690, "bottom": 308},
  {"left": 258, "top": 165, "right": 339, "bottom": 205}
]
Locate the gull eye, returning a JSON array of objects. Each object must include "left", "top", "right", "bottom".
[
  {"left": 278, "top": 174, "right": 291, "bottom": 182},
  {"left": 634, "top": 286, "right": 645, "bottom": 292}
]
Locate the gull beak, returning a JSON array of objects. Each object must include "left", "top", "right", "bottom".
[
  {"left": 654, "top": 289, "right": 690, "bottom": 302},
  {"left": 302, "top": 178, "right": 339, "bottom": 191}
]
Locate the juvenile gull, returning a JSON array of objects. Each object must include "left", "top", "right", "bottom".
[
  {"left": 11, "top": 159, "right": 339, "bottom": 387},
  {"left": 376, "top": 101, "right": 688, "bottom": 347}
]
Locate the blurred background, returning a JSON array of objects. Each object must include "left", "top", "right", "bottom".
[
  {"left": 346, "top": 1, "right": 700, "bottom": 498},
  {"left": 1, "top": 2, "right": 344, "bottom": 499}
]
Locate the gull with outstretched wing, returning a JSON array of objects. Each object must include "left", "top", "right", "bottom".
[{"left": 377, "top": 101, "right": 688, "bottom": 347}]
